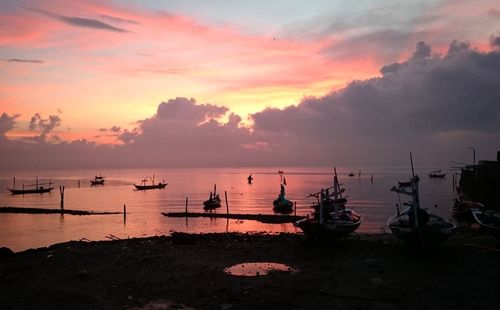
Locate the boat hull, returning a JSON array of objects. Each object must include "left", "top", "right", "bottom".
[
  {"left": 134, "top": 183, "right": 167, "bottom": 190},
  {"left": 295, "top": 217, "right": 361, "bottom": 239},
  {"left": 273, "top": 198, "right": 293, "bottom": 214},
  {"left": 387, "top": 213, "right": 456, "bottom": 247},
  {"left": 471, "top": 209, "right": 500, "bottom": 240},
  {"left": 203, "top": 198, "right": 222, "bottom": 210},
  {"left": 8, "top": 187, "right": 54, "bottom": 195}
]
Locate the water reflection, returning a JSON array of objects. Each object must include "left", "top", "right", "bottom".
[
  {"left": 0, "top": 167, "right": 454, "bottom": 251},
  {"left": 224, "top": 262, "right": 298, "bottom": 276}
]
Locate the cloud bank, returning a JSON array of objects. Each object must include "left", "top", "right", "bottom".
[{"left": 1, "top": 39, "right": 499, "bottom": 168}]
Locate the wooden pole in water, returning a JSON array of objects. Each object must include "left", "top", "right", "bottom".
[
  {"left": 185, "top": 197, "right": 188, "bottom": 214},
  {"left": 78, "top": 180, "right": 80, "bottom": 188},
  {"left": 123, "top": 204, "right": 126, "bottom": 215},
  {"left": 36, "top": 176, "right": 38, "bottom": 190},
  {"left": 59, "top": 186, "right": 65, "bottom": 210},
  {"left": 225, "top": 191, "right": 229, "bottom": 215},
  {"left": 13, "top": 177, "right": 15, "bottom": 188},
  {"left": 294, "top": 201, "right": 297, "bottom": 216}
]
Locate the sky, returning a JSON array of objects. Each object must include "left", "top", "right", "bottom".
[{"left": 0, "top": 0, "right": 499, "bottom": 168}]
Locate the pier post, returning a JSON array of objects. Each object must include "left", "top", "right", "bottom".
[
  {"left": 294, "top": 201, "right": 296, "bottom": 216},
  {"left": 59, "top": 186, "right": 65, "bottom": 210},
  {"left": 225, "top": 191, "right": 229, "bottom": 215},
  {"left": 78, "top": 180, "right": 80, "bottom": 188},
  {"left": 185, "top": 197, "right": 188, "bottom": 214}
]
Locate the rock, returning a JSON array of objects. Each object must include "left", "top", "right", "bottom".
[
  {"left": 171, "top": 232, "right": 197, "bottom": 245},
  {"left": 0, "top": 247, "right": 14, "bottom": 258},
  {"left": 77, "top": 270, "right": 88, "bottom": 278}
]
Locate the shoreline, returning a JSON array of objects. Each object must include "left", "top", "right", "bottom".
[{"left": 1, "top": 230, "right": 499, "bottom": 309}]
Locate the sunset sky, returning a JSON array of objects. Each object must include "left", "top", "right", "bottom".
[{"left": 1, "top": 0, "right": 499, "bottom": 168}]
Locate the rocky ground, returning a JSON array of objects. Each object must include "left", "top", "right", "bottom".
[{"left": 1, "top": 229, "right": 499, "bottom": 310}]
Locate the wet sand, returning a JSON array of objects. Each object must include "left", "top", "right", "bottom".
[{"left": 1, "top": 229, "right": 499, "bottom": 310}]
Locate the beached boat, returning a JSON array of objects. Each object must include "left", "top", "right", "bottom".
[
  {"left": 90, "top": 175, "right": 105, "bottom": 186},
  {"left": 450, "top": 197, "right": 484, "bottom": 220},
  {"left": 471, "top": 209, "right": 500, "bottom": 240},
  {"left": 309, "top": 167, "right": 347, "bottom": 213},
  {"left": 295, "top": 188, "right": 362, "bottom": 239},
  {"left": 203, "top": 184, "right": 221, "bottom": 210},
  {"left": 388, "top": 155, "right": 455, "bottom": 247},
  {"left": 273, "top": 173, "right": 293, "bottom": 213},
  {"left": 133, "top": 175, "right": 167, "bottom": 190},
  {"left": 428, "top": 170, "right": 446, "bottom": 178},
  {"left": 7, "top": 177, "right": 54, "bottom": 195}
]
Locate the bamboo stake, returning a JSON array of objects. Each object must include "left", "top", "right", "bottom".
[{"left": 225, "top": 191, "right": 229, "bottom": 215}]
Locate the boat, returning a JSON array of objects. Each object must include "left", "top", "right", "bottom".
[
  {"left": 89, "top": 174, "right": 105, "bottom": 186},
  {"left": 309, "top": 167, "right": 347, "bottom": 213},
  {"left": 295, "top": 188, "right": 362, "bottom": 239},
  {"left": 273, "top": 172, "right": 293, "bottom": 213},
  {"left": 428, "top": 170, "right": 446, "bottom": 178},
  {"left": 133, "top": 174, "right": 167, "bottom": 190},
  {"left": 348, "top": 172, "right": 355, "bottom": 177},
  {"left": 450, "top": 197, "right": 484, "bottom": 220},
  {"left": 387, "top": 154, "right": 455, "bottom": 247},
  {"left": 203, "top": 184, "right": 221, "bottom": 210},
  {"left": 7, "top": 177, "right": 54, "bottom": 195},
  {"left": 471, "top": 209, "right": 500, "bottom": 240}
]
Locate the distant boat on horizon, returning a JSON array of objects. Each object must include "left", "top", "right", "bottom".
[{"left": 90, "top": 174, "right": 105, "bottom": 186}]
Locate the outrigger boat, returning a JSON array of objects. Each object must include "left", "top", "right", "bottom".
[
  {"left": 295, "top": 188, "right": 362, "bottom": 239},
  {"left": 133, "top": 174, "right": 167, "bottom": 190},
  {"left": 309, "top": 167, "right": 347, "bottom": 214},
  {"left": 7, "top": 177, "right": 54, "bottom": 195},
  {"left": 203, "top": 184, "right": 221, "bottom": 210},
  {"left": 428, "top": 170, "right": 446, "bottom": 178},
  {"left": 388, "top": 154, "right": 455, "bottom": 247},
  {"left": 90, "top": 174, "right": 105, "bottom": 186},
  {"left": 273, "top": 171, "right": 293, "bottom": 213}
]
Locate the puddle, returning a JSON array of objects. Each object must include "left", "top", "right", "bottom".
[{"left": 224, "top": 262, "right": 298, "bottom": 276}]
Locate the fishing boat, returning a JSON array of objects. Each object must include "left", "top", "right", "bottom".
[
  {"left": 133, "top": 174, "right": 167, "bottom": 190},
  {"left": 348, "top": 171, "right": 355, "bottom": 177},
  {"left": 471, "top": 209, "right": 500, "bottom": 240},
  {"left": 450, "top": 197, "right": 484, "bottom": 220},
  {"left": 7, "top": 177, "right": 54, "bottom": 195},
  {"left": 309, "top": 167, "right": 347, "bottom": 213},
  {"left": 89, "top": 174, "right": 105, "bottom": 186},
  {"left": 273, "top": 172, "right": 293, "bottom": 213},
  {"left": 295, "top": 188, "right": 362, "bottom": 239},
  {"left": 387, "top": 154, "right": 455, "bottom": 247},
  {"left": 428, "top": 170, "right": 446, "bottom": 178},
  {"left": 203, "top": 184, "right": 221, "bottom": 210}
]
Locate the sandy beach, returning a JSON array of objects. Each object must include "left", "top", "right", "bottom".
[{"left": 1, "top": 229, "right": 499, "bottom": 310}]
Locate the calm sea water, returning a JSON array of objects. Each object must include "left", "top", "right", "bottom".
[{"left": 0, "top": 167, "right": 456, "bottom": 251}]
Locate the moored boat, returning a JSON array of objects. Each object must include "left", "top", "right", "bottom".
[
  {"left": 90, "top": 174, "right": 105, "bottom": 186},
  {"left": 273, "top": 172, "right": 293, "bottom": 213},
  {"left": 295, "top": 188, "right": 362, "bottom": 239},
  {"left": 309, "top": 167, "right": 347, "bottom": 213},
  {"left": 471, "top": 209, "right": 500, "bottom": 240},
  {"left": 134, "top": 174, "right": 167, "bottom": 190},
  {"left": 203, "top": 184, "right": 221, "bottom": 210},
  {"left": 388, "top": 154, "right": 455, "bottom": 247},
  {"left": 7, "top": 177, "right": 54, "bottom": 195},
  {"left": 428, "top": 170, "right": 446, "bottom": 178}
]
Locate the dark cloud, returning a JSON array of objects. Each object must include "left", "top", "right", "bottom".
[
  {"left": 99, "top": 14, "right": 139, "bottom": 25},
  {"left": 251, "top": 40, "right": 500, "bottom": 165},
  {"left": 6, "top": 58, "right": 44, "bottom": 63},
  {"left": 2, "top": 38, "right": 500, "bottom": 168},
  {"left": 28, "top": 113, "right": 62, "bottom": 142},
  {"left": 24, "top": 7, "right": 128, "bottom": 33},
  {"left": 490, "top": 35, "right": 500, "bottom": 48},
  {"left": 411, "top": 41, "right": 432, "bottom": 60},
  {"left": 110, "top": 126, "right": 121, "bottom": 132},
  {"left": 0, "top": 113, "right": 18, "bottom": 139}
]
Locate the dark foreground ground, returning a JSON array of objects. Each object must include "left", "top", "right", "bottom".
[{"left": 1, "top": 229, "right": 499, "bottom": 310}]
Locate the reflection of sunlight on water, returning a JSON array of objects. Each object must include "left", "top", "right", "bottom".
[
  {"left": 224, "top": 262, "right": 298, "bottom": 276},
  {"left": 0, "top": 166, "right": 454, "bottom": 251}
]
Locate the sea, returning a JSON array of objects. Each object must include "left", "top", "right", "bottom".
[{"left": 0, "top": 167, "right": 457, "bottom": 252}]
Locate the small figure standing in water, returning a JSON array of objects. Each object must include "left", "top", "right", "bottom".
[
  {"left": 371, "top": 173, "right": 374, "bottom": 184},
  {"left": 247, "top": 174, "right": 253, "bottom": 184}
]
